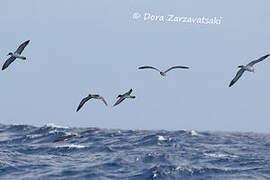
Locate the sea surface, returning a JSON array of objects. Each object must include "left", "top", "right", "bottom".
[{"left": 0, "top": 123, "right": 270, "bottom": 180}]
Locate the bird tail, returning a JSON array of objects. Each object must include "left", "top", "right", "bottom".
[{"left": 130, "top": 96, "right": 136, "bottom": 99}]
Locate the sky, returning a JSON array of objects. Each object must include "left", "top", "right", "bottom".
[{"left": 0, "top": 0, "right": 269, "bottom": 132}]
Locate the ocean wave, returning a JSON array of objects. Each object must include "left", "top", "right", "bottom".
[
  {"left": 190, "top": 130, "right": 199, "bottom": 136},
  {"left": 157, "top": 135, "right": 166, "bottom": 141},
  {"left": 45, "top": 123, "right": 70, "bottom": 129},
  {"left": 56, "top": 144, "right": 86, "bottom": 149},
  {"left": 0, "top": 124, "right": 269, "bottom": 180},
  {"left": 204, "top": 153, "right": 238, "bottom": 159}
]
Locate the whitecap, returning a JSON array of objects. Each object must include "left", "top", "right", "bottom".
[
  {"left": 157, "top": 135, "right": 166, "bottom": 141},
  {"left": 12, "top": 123, "right": 26, "bottom": 126},
  {"left": 204, "top": 153, "right": 237, "bottom": 158},
  {"left": 26, "top": 134, "right": 42, "bottom": 139},
  {"left": 45, "top": 123, "right": 70, "bottom": 129},
  {"left": 190, "top": 130, "right": 199, "bottom": 136},
  {"left": 56, "top": 144, "right": 85, "bottom": 149},
  {"left": 49, "top": 130, "right": 58, "bottom": 134}
]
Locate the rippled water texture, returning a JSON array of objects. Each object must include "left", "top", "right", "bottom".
[{"left": 0, "top": 124, "right": 270, "bottom": 180}]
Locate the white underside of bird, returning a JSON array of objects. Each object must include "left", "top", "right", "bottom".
[{"left": 10, "top": 53, "right": 26, "bottom": 60}]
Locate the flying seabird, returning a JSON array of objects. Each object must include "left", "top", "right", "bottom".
[
  {"left": 2, "top": 40, "right": 30, "bottom": 70},
  {"left": 138, "top": 65, "right": 189, "bottom": 76},
  {"left": 229, "top": 54, "right": 270, "bottom": 87},
  {"left": 113, "top": 89, "right": 135, "bottom": 107},
  {"left": 76, "top": 94, "right": 107, "bottom": 112}
]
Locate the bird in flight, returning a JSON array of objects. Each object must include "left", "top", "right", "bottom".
[
  {"left": 138, "top": 65, "right": 189, "bottom": 76},
  {"left": 229, "top": 54, "right": 270, "bottom": 87},
  {"left": 76, "top": 94, "right": 107, "bottom": 112},
  {"left": 2, "top": 40, "right": 30, "bottom": 70},
  {"left": 113, "top": 89, "right": 135, "bottom": 107}
]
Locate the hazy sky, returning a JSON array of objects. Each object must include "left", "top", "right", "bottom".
[{"left": 0, "top": 1, "right": 269, "bottom": 132}]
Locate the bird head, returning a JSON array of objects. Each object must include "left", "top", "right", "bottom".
[
  {"left": 7, "top": 52, "right": 13, "bottom": 56},
  {"left": 160, "top": 72, "right": 166, "bottom": 76},
  {"left": 117, "top": 95, "right": 122, "bottom": 99}
]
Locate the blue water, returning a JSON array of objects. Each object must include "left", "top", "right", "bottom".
[{"left": 0, "top": 124, "right": 270, "bottom": 180}]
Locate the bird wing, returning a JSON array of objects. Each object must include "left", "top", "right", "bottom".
[
  {"left": 164, "top": 66, "right": 189, "bottom": 73},
  {"left": 138, "top": 66, "right": 161, "bottom": 73},
  {"left": 127, "top": 89, "right": 132, "bottom": 95},
  {"left": 76, "top": 96, "right": 91, "bottom": 112},
  {"left": 15, "top": 40, "right": 30, "bottom": 54},
  {"left": 98, "top": 96, "right": 107, "bottom": 106},
  {"left": 229, "top": 68, "right": 245, "bottom": 87},
  {"left": 247, "top": 54, "right": 270, "bottom": 66},
  {"left": 2, "top": 56, "right": 16, "bottom": 70},
  {"left": 113, "top": 97, "right": 126, "bottom": 106},
  {"left": 120, "top": 89, "right": 133, "bottom": 97}
]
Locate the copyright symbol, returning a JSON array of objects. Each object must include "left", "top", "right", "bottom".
[{"left": 132, "top": 12, "right": 141, "bottom": 20}]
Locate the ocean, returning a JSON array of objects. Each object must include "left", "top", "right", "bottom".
[{"left": 0, "top": 123, "right": 269, "bottom": 180}]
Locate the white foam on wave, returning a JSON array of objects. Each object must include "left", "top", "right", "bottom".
[
  {"left": 26, "top": 134, "right": 43, "bottom": 139},
  {"left": 157, "top": 135, "right": 166, "bottom": 141},
  {"left": 175, "top": 166, "right": 194, "bottom": 173},
  {"left": 204, "top": 153, "right": 237, "bottom": 158},
  {"left": 190, "top": 130, "right": 199, "bottom": 136},
  {"left": 45, "top": 123, "right": 70, "bottom": 129},
  {"left": 12, "top": 123, "right": 26, "bottom": 126},
  {"left": 49, "top": 130, "right": 58, "bottom": 134},
  {"left": 56, "top": 144, "right": 85, "bottom": 149}
]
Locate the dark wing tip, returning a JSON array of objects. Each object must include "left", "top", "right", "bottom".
[
  {"left": 138, "top": 66, "right": 152, "bottom": 69},
  {"left": 113, "top": 100, "right": 120, "bottom": 107},
  {"left": 138, "top": 66, "right": 147, "bottom": 69},
  {"left": 229, "top": 81, "right": 234, "bottom": 87},
  {"left": 176, "top": 66, "right": 189, "bottom": 69},
  {"left": 22, "top": 40, "right": 30, "bottom": 47},
  {"left": 2, "top": 62, "right": 9, "bottom": 70},
  {"left": 180, "top": 66, "right": 189, "bottom": 69},
  {"left": 103, "top": 99, "right": 108, "bottom": 106}
]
